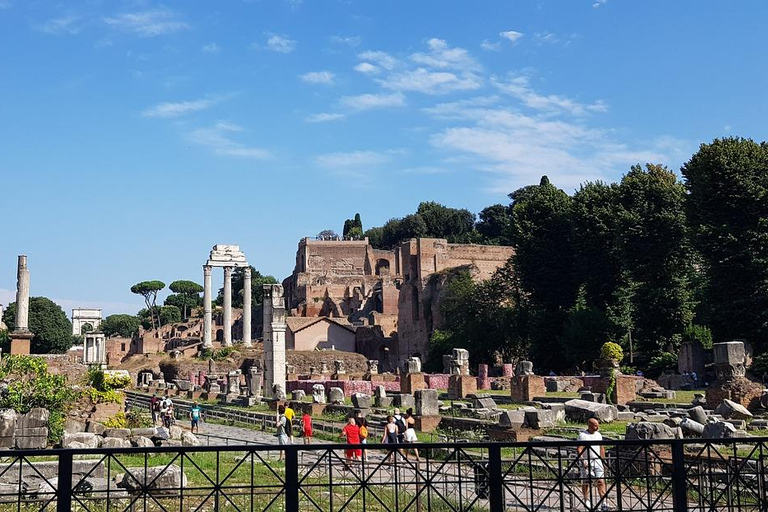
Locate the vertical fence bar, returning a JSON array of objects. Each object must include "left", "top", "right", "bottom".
[
  {"left": 57, "top": 451, "right": 73, "bottom": 512},
  {"left": 488, "top": 443, "right": 504, "bottom": 512},
  {"left": 671, "top": 440, "right": 688, "bottom": 512},
  {"left": 285, "top": 446, "right": 300, "bottom": 512}
]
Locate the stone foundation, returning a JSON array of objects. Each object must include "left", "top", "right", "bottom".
[
  {"left": 706, "top": 378, "right": 763, "bottom": 410},
  {"left": 414, "top": 415, "right": 441, "bottom": 433},
  {"left": 448, "top": 375, "right": 477, "bottom": 399},
  {"left": 510, "top": 375, "right": 545, "bottom": 402},
  {"left": 590, "top": 375, "right": 636, "bottom": 405},
  {"left": 401, "top": 373, "right": 427, "bottom": 394}
]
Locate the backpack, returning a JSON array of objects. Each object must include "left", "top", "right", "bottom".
[
  {"left": 395, "top": 415, "right": 407, "bottom": 434},
  {"left": 153, "top": 401, "right": 160, "bottom": 412},
  {"left": 359, "top": 425, "right": 368, "bottom": 440}
]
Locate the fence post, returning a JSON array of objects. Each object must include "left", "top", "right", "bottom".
[
  {"left": 671, "top": 440, "right": 688, "bottom": 512},
  {"left": 285, "top": 446, "right": 300, "bottom": 512},
  {"left": 57, "top": 450, "right": 74, "bottom": 512},
  {"left": 488, "top": 444, "right": 504, "bottom": 512}
]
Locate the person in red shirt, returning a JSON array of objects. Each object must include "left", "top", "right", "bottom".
[
  {"left": 340, "top": 416, "right": 361, "bottom": 461},
  {"left": 301, "top": 412, "right": 313, "bottom": 445}
]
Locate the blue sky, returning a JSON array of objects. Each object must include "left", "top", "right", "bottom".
[{"left": 1, "top": 1, "right": 767, "bottom": 317}]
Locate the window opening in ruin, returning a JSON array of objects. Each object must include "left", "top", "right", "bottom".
[
  {"left": 375, "top": 259, "right": 390, "bottom": 276},
  {"left": 411, "top": 286, "right": 420, "bottom": 321},
  {"left": 216, "top": 329, "right": 224, "bottom": 342}
]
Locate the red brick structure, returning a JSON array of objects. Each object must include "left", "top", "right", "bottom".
[
  {"left": 510, "top": 375, "right": 546, "bottom": 402},
  {"left": 448, "top": 375, "right": 477, "bottom": 399},
  {"left": 401, "top": 373, "right": 427, "bottom": 394}
]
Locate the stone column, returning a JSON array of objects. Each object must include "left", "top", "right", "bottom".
[
  {"left": 203, "top": 265, "right": 213, "bottom": 348},
  {"left": 264, "top": 284, "right": 286, "bottom": 398},
  {"left": 223, "top": 266, "right": 233, "bottom": 346},
  {"left": 14, "top": 255, "right": 30, "bottom": 332},
  {"left": 242, "top": 267, "right": 252, "bottom": 347}
]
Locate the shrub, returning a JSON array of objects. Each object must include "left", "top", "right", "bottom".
[
  {"left": 682, "top": 323, "right": 713, "bottom": 350},
  {"left": 599, "top": 342, "right": 624, "bottom": 362},
  {"left": 649, "top": 352, "right": 678, "bottom": 373},
  {"left": 104, "top": 412, "right": 128, "bottom": 429},
  {"left": 104, "top": 372, "right": 131, "bottom": 389}
]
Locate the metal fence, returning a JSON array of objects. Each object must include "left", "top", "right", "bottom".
[{"left": 0, "top": 437, "right": 766, "bottom": 511}]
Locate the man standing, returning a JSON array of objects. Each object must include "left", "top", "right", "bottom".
[
  {"left": 150, "top": 393, "right": 159, "bottom": 426},
  {"left": 577, "top": 418, "right": 608, "bottom": 510},
  {"left": 189, "top": 401, "right": 202, "bottom": 434}
]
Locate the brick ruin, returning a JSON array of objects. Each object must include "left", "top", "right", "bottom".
[{"left": 282, "top": 237, "right": 514, "bottom": 367}]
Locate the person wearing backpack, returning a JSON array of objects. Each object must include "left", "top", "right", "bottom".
[
  {"left": 276, "top": 405, "right": 289, "bottom": 461},
  {"left": 393, "top": 408, "right": 407, "bottom": 444}
]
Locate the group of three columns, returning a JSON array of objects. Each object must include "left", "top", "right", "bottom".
[{"left": 202, "top": 265, "right": 252, "bottom": 348}]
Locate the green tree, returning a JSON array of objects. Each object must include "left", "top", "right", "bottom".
[
  {"left": 159, "top": 305, "right": 181, "bottom": 325},
  {"left": 2, "top": 298, "right": 74, "bottom": 353},
  {"left": 508, "top": 176, "right": 578, "bottom": 370},
  {"left": 100, "top": 314, "right": 141, "bottom": 338},
  {"left": 363, "top": 226, "right": 384, "bottom": 248},
  {"left": 476, "top": 204, "right": 511, "bottom": 245},
  {"left": 167, "top": 280, "right": 204, "bottom": 319},
  {"left": 215, "top": 266, "right": 278, "bottom": 308},
  {"left": 416, "top": 201, "right": 476, "bottom": 241},
  {"left": 317, "top": 229, "right": 339, "bottom": 240},
  {"left": 130, "top": 281, "right": 165, "bottom": 331},
  {"left": 682, "top": 137, "right": 768, "bottom": 352},
  {"left": 343, "top": 213, "right": 364, "bottom": 240},
  {"left": 617, "top": 164, "right": 695, "bottom": 357}
]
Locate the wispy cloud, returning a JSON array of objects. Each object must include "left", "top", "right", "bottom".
[
  {"left": 141, "top": 96, "right": 222, "bottom": 118},
  {"left": 203, "top": 42, "right": 220, "bottom": 53},
  {"left": 357, "top": 51, "right": 399, "bottom": 71},
  {"left": 400, "top": 166, "right": 451, "bottom": 175},
  {"left": 306, "top": 112, "right": 346, "bottom": 123},
  {"left": 480, "top": 39, "right": 501, "bottom": 52},
  {"left": 189, "top": 122, "right": 271, "bottom": 159},
  {"left": 499, "top": 30, "right": 524, "bottom": 44},
  {"left": 37, "top": 15, "right": 83, "bottom": 35},
  {"left": 380, "top": 68, "right": 482, "bottom": 95},
  {"left": 315, "top": 150, "right": 391, "bottom": 169},
  {"left": 339, "top": 92, "right": 406, "bottom": 111},
  {"left": 410, "top": 38, "right": 481, "bottom": 72},
  {"left": 593, "top": 0, "right": 609, "bottom": 7},
  {"left": 354, "top": 62, "right": 380, "bottom": 75},
  {"left": 330, "top": 35, "right": 361, "bottom": 47},
  {"left": 104, "top": 9, "right": 190, "bottom": 37},
  {"left": 265, "top": 34, "right": 296, "bottom": 53},
  {"left": 300, "top": 71, "right": 335, "bottom": 85},
  {"left": 494, "top": 76, "right": 607, "bottom": 116}
]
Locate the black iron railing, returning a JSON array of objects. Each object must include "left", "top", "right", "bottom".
[{"left": 0, "top": 438, "right": 766, "bottom": 511}]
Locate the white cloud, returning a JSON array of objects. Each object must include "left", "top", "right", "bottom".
[
  {"left": 494, "top": 76, "right": 607, "bottom": 116},
  {"left": 357, "top": 51, "right": 398, "bottom": 71},
  {"left": 499, "top": 30, "right": 524, "bottom": 43},
  {"left": 534, "top": 32, "right": 559, "bottom": 44},
  {"left": 593, "top": 0, "right": 609, "bottom": 7},
  {"left": 300, "top": 71, "right": 335, "bottom": 85},
  {"left": 104, "top": 9, "right": 190, "bottom": 37},
  {"left": 400, "top": 166, "right": 451, "bottom": 175},
  {"left": 354, "top": 62, "right": 380, "bottom": 75},
  {"left": 203, "top": 43, "right": 220, "bottom": 53},
  {"left": 315, "top": 150, "right": 390, "bottom": 169},
  {"left": 189, "top": 122, "right": 271, "bottom": 159},
  {"left": 379, "top": 68, "right": 482, "bottom": 95},
  {"left": 339, "top": 92, "right": 406, "bottom": 111},
  {"left": 480, "top": 39, "right": 501, "bottom": 52},
  {"left": 265, "top": 34, "right": 296, "bottom": 53},
  {"left": 37, "top": 15, "right": 83, "bottom": 35},
  {"left": 330, "top": 35, "right": 361, "bottom": 47},
  {"left": 410, "top": 38, "right": 481, "bottom": 72},
  {"left": 141, "top": 97, "right": 221, "bottom": 118},
  {"left": 305, "top": 112, "right": 346, "bottom": 123}
]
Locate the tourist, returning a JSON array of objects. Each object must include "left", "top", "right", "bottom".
[
  {"left": 691, "top": 371, "right": 699, "bottom": 388},
  {"left": 189, "top": 401, "right": 201, "bottom": 434},
  {"left": 163, "top": 401, "right": 175, "bottom": 429},
  {"left": 284, "top": 403, "right": 296, "bottom": 444},
  {"left": 393, "top": 408, "right": 407, "bottom": 444},
  {"left": 381, "top": 415, "right": 400, "bottom": 463},
  {"left": 341, "top": 416, "right": 362, "bottom": 463},
  {"left": 358, "top": 418, "right": 369, "bottom": 461},
  {"left": 301, "top": 411, "right": 313, "bottom": 445},
  {"left": 577, "top": 418, "right": 608, "bottom": 510},
  {"left": 150, "top": 393, "right": 159, "bottom": 425},
  {"left": 276, "top": 405, "right": 290, "bottom": 460},
  {"left": 403, "top": 408, "right": 420, "bottom": 462}
]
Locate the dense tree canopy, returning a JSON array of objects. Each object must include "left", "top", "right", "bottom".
[
  {"left": 215, "top": 266, "right": 278, "bottom": 308},
  {"left": 100, "top": 314, "right": 141, "bottom": 338},
  {"left": 2, "top": 297, "right": 74, "bottom": 353},
  {"left": 130, "top": 281, "right": 165, "bottom": 331},
  {"left": 343, "top": 213, "right": 364, "bottom": 240},
  {"left": 167, "top": 280, "right": 204, "bottom": 319}
]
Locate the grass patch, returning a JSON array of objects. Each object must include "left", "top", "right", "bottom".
[{"left": 545, "top": 391, "right": 581, "bottom": 398}]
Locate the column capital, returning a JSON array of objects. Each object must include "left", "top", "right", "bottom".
[
  {"left": 243, "top": 266, "right": 251, "bottom": 278},
  {"left": 203, "top": 265, "right": 212, "bottom": 275},
  {"left": 223, "top": 266, "right": 233, "bottom": 277}
]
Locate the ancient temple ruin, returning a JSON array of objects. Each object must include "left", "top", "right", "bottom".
[{"left": 202, "top": 244, "right": 252, "bottom": 349}]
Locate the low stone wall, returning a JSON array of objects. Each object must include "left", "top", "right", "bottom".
[{"left": 425, "top": 374, "right": 450, "bottom": 389}]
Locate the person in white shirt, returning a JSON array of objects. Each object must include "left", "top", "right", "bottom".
[{"left": 577, "top": 418, "right": 608, "bottom": 510}]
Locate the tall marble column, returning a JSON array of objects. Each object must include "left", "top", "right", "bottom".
[
  {"left": 203, "top": 265, "right": 213, "bottom": 348},
  {"left": 242, "top": 267, "right": 252, "bottom": 347},
  {"left": 223, "top": 266, "right": 232, "bottom": 346},
  {"left": 264, "top": 284, "right": 286, "bottom": 398},
  {"left": 14, "top": 255, "right": 30, "bottom": 332}
]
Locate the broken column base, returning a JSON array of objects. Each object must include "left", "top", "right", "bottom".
[
  {"left": 591, "top": 375, "right": 636, "bottom": 405},
  {"left": 9, "top": 331, "right": 33, "bottom": 355},
  {"left": 414, "top": 416, "right": 441, "bottom": 433},
  {"left": 510, "top": 375, "right": 546, "bottom": 402},
  {"left": 401, "top": 373, "right": 427, "bottom": 394},
  {"left": 448, "top": 375, "right": 477, "bottom": 399},
  {"left": 706, "top": 378, "right": 764, "bottom": 410}
]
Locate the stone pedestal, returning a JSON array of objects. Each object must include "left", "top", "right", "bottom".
[
  {"left": 477, "top": 364, "right": 490, "bottom": 390},
  {"left": 510, "top": 375, "right": 546, "bottom": 402},
  {"left": 591, "top": 375, "right": 636, "bottom": 405},
  {"left": 502, "top": 364, "right": 514, "bottom": 377},
  {"left": 401, "top": 373, "right": 427, "bottom": 394},
  {"left": 9, "top": 332, "right": 32, "bottom": 355},
  {"left": 448, "top": 375, "right": 477, "bottom": 399}
]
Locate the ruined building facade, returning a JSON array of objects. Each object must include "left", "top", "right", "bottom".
[{"left": 282, "top": 237, "right": 514, "bottom": 367}]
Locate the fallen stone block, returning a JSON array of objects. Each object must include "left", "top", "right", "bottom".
[
  {"left": 714, "top": 399, "right": 753, "bottom": 420},
  {"left": 525, "top": 409, "right": 555, "bottom": 429},
  {"left": 351, "top": 393, "right": 372, "bottom": 410},
  {"left": 133, "top": 436, "right": 155, "bottom": 448},
  {"left": 680, "top": 418, "right": 705, "bottom": 436},
  {"left": 182, "top": 432, "right": 200, "bottom": 446},
  {"left": 564, "top": 399, "right": 618, "bottom": 423},
  {"left": 117, "top": 464, "right": 187, "bottom": 495},
  {"left": 687, "top": 406, "right": 708, "bottom": 424},
  {"left": 473, "top": 397, "right": 497, "bottom": 410},
  {"left": 498, "top": 410, "right": 526, "bottom": 428},
  {"left": 703, "top": 421, "right": 737, "bottom": 439},
  {"left": 62, "top": 432, "right": 101, "bottom": 449},
  {"left": 626, "top": 422, "right": 682, "bottom": 440},
  {"left": 104, "top": 428, "right": 131, "bottom": 440},
  {"left": 102, "top": 437, "right": 132, "bottom": 449}
]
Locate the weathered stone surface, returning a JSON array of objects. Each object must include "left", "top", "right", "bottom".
[
  {"left": 86, "top": 422, "right": 106, "bottom": 435},
  {"left": 715, "top": 399, "right": 753, "bottom": 420},
  {"left": 130, "top": 428, "right": 158, "bottom": 439},
  {"left": 687, "top": 406, "right": 708, "bottom": 424},
  {"left": 761, "top": 389, "right": 768, "bottom": 409},
  {"left": 117, "top": 465, "right": 187, "bottom": 494},
  {"left": 625, "top": 422, "right": 683, "bottom": 440},
  {"left": 393, "top": 393, "right": 415, "bottom": 410},
  {"left": 291, "top": 390, "right": 306, "bottom": 401},
  {"left": 133, "top": 436, "right": 155, "bottom": 448},
  {"left": 544, "top": 403, "right": 566, "bottom": 423},
  {"left": 169, "top": 426, "right": 183, "bottom": 440},
  {"left": 564, "top": 399, "right": 619, "bottom": 423},
  {"left": 703, "top": 421, "right": 737, "bottom": 439},
  {"left": 0, "top": 409, "right": 16, "bottom": 448},
  {"left": 473, "top": 397, "right": 497, "bottom": 410},
  {"left": 160, "top": 439, "right": 183, "bottom": 447},
  {"left": 16, "top": 408, "right": 48, "bottom": 429},
  {"left": 312, "top": 384, "right": 326, "bottom": 404},
  {"left": 713, "top": 341, "right": 746, "bottom": 381},
  {"left": 499, "top": 410, "right": 526, "bottom": 428},
  {"left": 62, "top": 432, "right": 101, "bottom": 449},
  {"left": 104, "top": 428, "right": 131, "bottom": 440},
  {"left": 448, "top": 375, "right": 477, "bottom": 399},
  {"left": 181, "top": 432, "right": 200, "bottom": 446},
  {"left": 680, "top": 418, "right": 705, "bottom": 436},
  {"left": 351, "top": 393, "right": 372, "bottom": 409},
  {"left": 64, "top": 418, "right": 86, "bottom": 435},
  {"left": 328, "top": 387, "right": 344, "bottom": 404},
  {"left": 14, "top": 427, "right": 48, "bottom": 449},
  {"left": 102, "top": 437, "right": 132, "bottom": 448},
  {"left": 525, "top": 409, "right": 555, "bottom": 429},
  {"left": 375, "top": 396, "right": 393, "bottom": 408},
  {"left": 618, "top": 411, "right": 637, "bottom": 421},
  {"left": 415, "top": 389, "right": 439, "bottom": 417}
]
